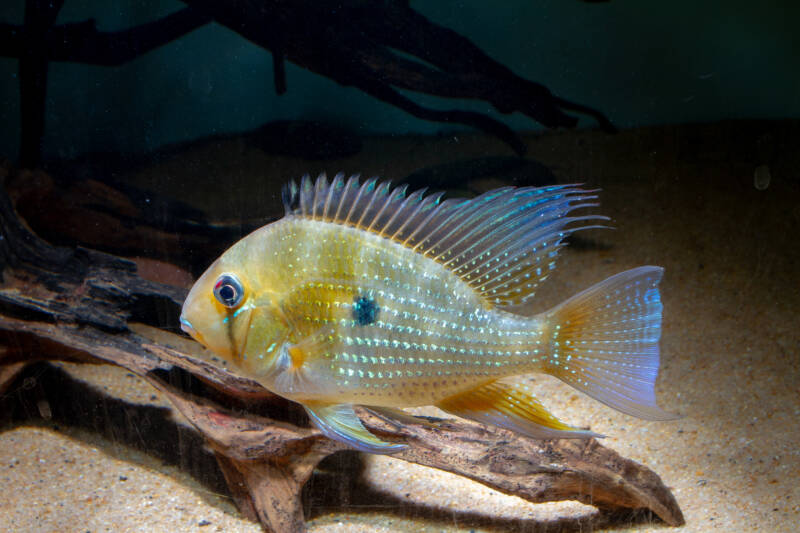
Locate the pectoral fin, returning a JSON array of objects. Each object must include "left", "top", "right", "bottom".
[
  {"left": 437, "top": 379, "right": 601, "bottom": 439},
  {"left": 304, "top": 403, "right": 408, "bottom": 454}
]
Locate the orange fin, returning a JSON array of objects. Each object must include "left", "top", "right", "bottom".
[
  {"left": 286, "top": 326, "right": 337, "bottom": 367},
  {"left": 436, "top": 380, "right": 600, "bottom": 439},
  {"left": 267, "top": 327, "right": 336, "bottom": 395}
]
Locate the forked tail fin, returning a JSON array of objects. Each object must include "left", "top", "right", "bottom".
[{"left": 543, "top": 266, "right": 678, "bottom": 420}]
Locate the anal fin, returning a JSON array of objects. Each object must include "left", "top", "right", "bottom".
[
  {"left": 364, "top": 405, "right": 441, "bottom": 429},
  {"left": 304, "top": 403, "right": 408, "bottom": 454},
  {"left": 437, "top": 379, "right": 601, "bottom": 439}
]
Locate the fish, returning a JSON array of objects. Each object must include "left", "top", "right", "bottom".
[{"left": 179, "top": 173, "right": 677, "bottom": 454}]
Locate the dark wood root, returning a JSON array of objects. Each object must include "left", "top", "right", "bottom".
[
  {"left": 2, "top": 163, "right": 259, "bottom": 275},
  {"left": 214, "top": 453, "right": 261, "bottom": 524},
  {"left": 213, "top": 452, "right": 325, "bottom": 533},
  {"left": 160, "top": 362, "right": 686, "bottom": 528},
  {"left": 0, "top": 361, "right": 28, "bottom": 395},
  {"left": 0, "top": 178, "right": 683, "bottom": 530},
  {"left": 232, "top": 457, "right": 321, "bottom": 533},
  {"left": 1, "top": 3, "right": 210, "bottom": 166},
  {"left": 0, "top": 6, "right": 210, "bottom": 66},
  {"left": 179, "top": 0, "right": 614, "bottom": 154},
  {"left": 382, "top": 413, "right": 684, "bottom": 521},
  {"left": 2, "top": 0, "right": 613, "bottom": 164}
]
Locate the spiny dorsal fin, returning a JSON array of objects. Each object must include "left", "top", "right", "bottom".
[{"left": 282, "top": 173, "right": 607, "bottom": 308}]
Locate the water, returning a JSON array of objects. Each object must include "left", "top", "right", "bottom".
[{"left": 1, "top": 2, "right": 798, "bottom": 531}]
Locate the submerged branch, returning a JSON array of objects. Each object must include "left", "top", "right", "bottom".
[
  {"left": 0, "top": 8, "right": 210, "bottom": 66},
  {"left": 3, "top": 0, "right": 613, "bottom": 164},
  {"left": 179, "top": 0, "right": 615, "bottom": 153},
  {"left": 0, "top": 172, "right": 682, "bottom": 531}
]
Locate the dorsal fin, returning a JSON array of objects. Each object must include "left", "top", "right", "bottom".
[{"left": 282, "top": 173, "right": 607, "bottom": 308}]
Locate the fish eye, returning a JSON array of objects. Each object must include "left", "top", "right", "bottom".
[{"left": 213, "top": 273, "right": 245, "bottom": 309}]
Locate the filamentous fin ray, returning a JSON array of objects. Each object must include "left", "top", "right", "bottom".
[
  {"left": 437, "top": 379, "right": 601, "bottom": 439},
  {"left": 282, "top": 174, "right": 606, "bottom": 308},
  {"left": 543, "top": 266, "right": 680, "bottom": 421},
  {"left": 304, "top": 403, "right": 408, "bottom": 454}
]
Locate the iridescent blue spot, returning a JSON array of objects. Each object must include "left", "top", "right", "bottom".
[
  {"left": 353, "top": 296, "right": 379, "bottom": 326},
  {"left": 644, "top": 287, "right": 660, "bottom": 305}
]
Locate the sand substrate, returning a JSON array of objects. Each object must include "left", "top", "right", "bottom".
[{"left": 1, "top": 121, "right": 798, "bottom": 532}]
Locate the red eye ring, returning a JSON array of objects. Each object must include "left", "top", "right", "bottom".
[{"left": 214, "top": 273, "right": 245, "bottom": 308}]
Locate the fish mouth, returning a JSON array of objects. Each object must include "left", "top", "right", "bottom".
[
  {"left": 180, "top": 316, "right": 205, "bottom": 345},
  {"left": 179, "top": 315, "right": 194, "bottom": 334}
]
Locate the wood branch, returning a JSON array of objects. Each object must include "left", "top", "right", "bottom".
[
  {"left": 2, "top": 3, "right": 210, "bottom": 167},
  {"left": 16, "top": 0, "right": 64, "bottom": 167},
  {"left": 180, "top": 0, "right": 615, "bottom": 154},
  {"left": 0, "top": 176, "right": 683, "bottom": 531},
  {"left": 0, "top": 7, "right": 210, "bottom": 66},
  {"left": 0, "top": 361, "right": 27, "bottom": 395},
  {"left": 3, "top": 163, "right": 261, "bottom": 275},
  {"left": 152, "top": 372, "right": 684, "bottom": 524},
  {"left": 4, "top": 0, "right": 612, "bottom": 165},
  {"left": 341, "top": 2, "right": 606, "bottom": 130}
]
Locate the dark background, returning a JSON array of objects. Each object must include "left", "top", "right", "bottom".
[{"left": 1, "top": 0, "right": 797, "bottom": 160}]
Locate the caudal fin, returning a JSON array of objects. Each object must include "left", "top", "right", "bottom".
[{"left": 543, "top": 266, "right": 678, "bottom": 420}]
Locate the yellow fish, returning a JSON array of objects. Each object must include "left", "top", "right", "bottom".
[{"left": 180, "top": 174, "right": 676, "bottom": 453}]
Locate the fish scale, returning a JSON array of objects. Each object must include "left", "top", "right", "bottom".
[
  {"left": 180, "top": 173, "right": 677, "bottom": 454},
  {"left": 272, "top": 218, "right": 545, "bottom": 405}
]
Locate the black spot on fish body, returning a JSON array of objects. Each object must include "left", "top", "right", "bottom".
[{"left": 353, "top": 296, "right": 378, "bottom": 326}]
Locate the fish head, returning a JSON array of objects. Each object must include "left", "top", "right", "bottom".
[{"left": 180, "top": 240, "right": 289, "bottom": 374}]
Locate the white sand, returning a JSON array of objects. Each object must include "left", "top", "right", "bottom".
[{"left": 1, "top": 122, "right": 798, "bottom": 531}]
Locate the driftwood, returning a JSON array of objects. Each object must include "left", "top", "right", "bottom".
[
  {"left": 179, "top": 0, "right": 615, "bottom": 156},
  {"left": 0, "top": 169, "right": 684, "bottom": 531},
  {"left": 1, "top": 0, "right": 614, "bottom": 166},
  {"left": 3, "top": 162, "right": 259, "bottom": 275},
  {"left": 1, "top": 0, "right": 211, "bottom": 166}
]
